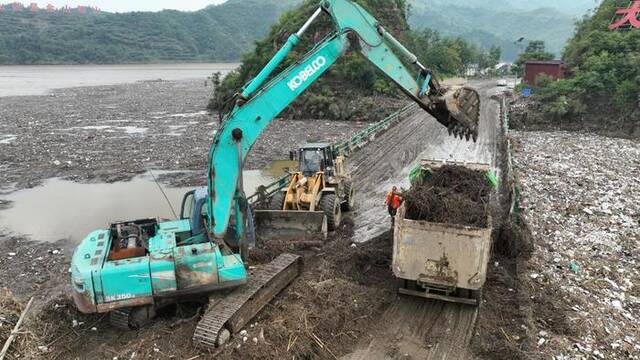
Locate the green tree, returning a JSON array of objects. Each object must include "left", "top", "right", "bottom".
[
  {"left": 488, "top": 46, "right": 501, "bottom": 67},
  {"left": 514, "top": 40, "right": 554, "bottom": 74}
]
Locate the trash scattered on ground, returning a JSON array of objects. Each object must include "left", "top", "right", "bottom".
[
  {"left": 513, "top": 130, "right": 640, "bottom": 359},
  {"left": 0, "top": 80, "right": 366, "bottom": 190}
]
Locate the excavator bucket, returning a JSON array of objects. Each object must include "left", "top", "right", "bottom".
[
  {"left": 443, "top": 87, "right": 481, "bottom": 141},
  {"left": 254, "top": 210, "right": 328, "bottom": 242},
  {"left": 426, "top": 87, "right": 481, "bottom": 142}
]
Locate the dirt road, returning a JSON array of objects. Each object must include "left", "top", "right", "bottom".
[{"left": 345, "top": 80, "right": 503, "bottom": 359}]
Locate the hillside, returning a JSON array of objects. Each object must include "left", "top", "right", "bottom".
[
  {"left": 408, "top": 0, "right": 598, "bottom": 60},
  {"left": 411, "top": 0, "right": 598, "bottom": 16},
  {"left": 0, "top": 0, "right": 594, "bottom": 65},
  {"left": 0, "top": 0, "right": 297, "bottom": 64},
  {"left": 209, "top": 0, "right": 502, "bottom": 122},
  {"left": 515, "top": 0, "right": 639, "bottom": 137},
  {"left": 210, "top": 0, "right": 414, "bottom": 122}
]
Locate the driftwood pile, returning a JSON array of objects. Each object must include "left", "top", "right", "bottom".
[{"left": 404, "top": 165, "right": 491, "bottom": 227}]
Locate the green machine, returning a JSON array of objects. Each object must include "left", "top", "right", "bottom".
[{"left": 70, "top": 0, "right": 481, "bottom": 331}]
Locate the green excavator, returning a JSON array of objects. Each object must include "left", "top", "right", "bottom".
[{"left": 70, "top": 0, "right": 480, "bottom": 349}]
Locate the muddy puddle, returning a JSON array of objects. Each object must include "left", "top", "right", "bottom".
[
  {"left": 0, "top": 170, "right": 274, "bottom": 243},
  {"left": 262, "top": 159, "right": 298, "bottom": 177}
]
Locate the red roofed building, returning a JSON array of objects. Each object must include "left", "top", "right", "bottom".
[{"left": 523, "top": 60, "right": 566, "bottom": 86}]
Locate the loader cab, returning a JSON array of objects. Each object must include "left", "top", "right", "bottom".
[{"left": 297, "top": 143, "right": 335, "bottom": 177}]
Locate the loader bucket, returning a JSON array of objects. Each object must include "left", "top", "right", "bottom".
[
  {"left": 428, "top": 87, "right": 481, "bottom": 142},
  {"left": 254, "top": 210, "right": 328, "bottom": 242}
]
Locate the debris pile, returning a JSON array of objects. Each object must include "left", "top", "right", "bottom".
[
  {"left": 513, "top": 131, "right": 640, "bottom": 359},
  {"left": 0, "top": 80, "right": 365, "bottom": 190},
  {"left": 219, "top": 228, "right": 395, "bottom": 359},
  {"left": 0, "top": 289, "right": 38, "bottom": 359},
  {"left": 404, "top": 165, "right": 491, "bottom": 227}
]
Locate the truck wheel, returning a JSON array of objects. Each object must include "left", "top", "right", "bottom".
[
  {"left": 320, "top": 193, "right": 341, "bottom": 231},
  {"left": 269, "top": 192, "right": 285, "bottom": 210},
  {"left": 341, "top": 182, "right": 355, "bottom": 212}
]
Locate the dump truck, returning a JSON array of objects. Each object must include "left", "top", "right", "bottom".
[
  {"left": 254, "top": 143, "right": 354, "bottom": 242},
  {"left": 393, "top": 160, "right": 494, "bottom": 305}
]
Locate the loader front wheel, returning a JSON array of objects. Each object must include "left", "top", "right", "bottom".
[
  {"left": 269, "top": 192, "right": 286, "bottom": 210},
  {"left": 320, "top": 193, "right": 341, "bottom": 231},
  {"left": 341, "top": 182, "right": 355, "bottom": 212}
]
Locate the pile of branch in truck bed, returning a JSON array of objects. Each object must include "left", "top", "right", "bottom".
[{"left": 404, "top": 165, "right": 491, "bottom": 227}]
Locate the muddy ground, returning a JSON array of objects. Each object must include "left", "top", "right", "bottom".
[
  {"left": 0, "top": 77, "right": 511, "bottom": 359},
  {"left": 0, "top": 78, "right": 369, "bottom": 358}
]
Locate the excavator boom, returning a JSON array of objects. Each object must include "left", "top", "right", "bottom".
[
  {"left": 207, "top": 0, "right": 481, "bottom": 243},
  {"left": 193, "top": 0, "right": 482, "bottom": 349}
]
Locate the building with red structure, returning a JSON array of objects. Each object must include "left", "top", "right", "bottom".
[{"left": 523, "top": 60, "right": 566, "bottom": 86}]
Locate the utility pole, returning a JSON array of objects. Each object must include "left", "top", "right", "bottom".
[{"left": 513, "top": 37, "right": 526, "bottom": 88}]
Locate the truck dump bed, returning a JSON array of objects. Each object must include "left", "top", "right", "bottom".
[{"left": 393, "top": 160, "right": 493, "bottom": 305}]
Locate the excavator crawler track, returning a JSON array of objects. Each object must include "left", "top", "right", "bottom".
[
  {"left": 109, "top": 308, "right": 132, "bottom": 330},
  {"left": 193, "top": 253, "right": 302, "bottom": 350}
]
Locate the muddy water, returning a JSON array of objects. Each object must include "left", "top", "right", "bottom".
[
  {"left": 0, "top": 170, "right": 274, "bottom": 243},
  {"left": 0, "top": 63, "right": 239, "bottom": 97}
]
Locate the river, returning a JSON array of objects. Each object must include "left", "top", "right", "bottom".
[{"left": 0, "top": 63, "right": 239, "bottom": 97}]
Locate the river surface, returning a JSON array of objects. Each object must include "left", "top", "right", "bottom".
[{"left": 0, "top": 63, "right": 239, "bottom": 97}]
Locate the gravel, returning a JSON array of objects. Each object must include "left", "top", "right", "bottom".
[{"left": 513, "top": 130, "right": 640, "bottom": 359}]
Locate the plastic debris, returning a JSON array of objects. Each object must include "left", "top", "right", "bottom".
[
  {"left": 513, "top": 131, "right": 640, "bottom": 359},
  {"left": 568, "top": 261, "right": 580, "bottom": 274}
]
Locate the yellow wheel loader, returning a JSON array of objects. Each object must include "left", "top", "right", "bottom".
[{"left": 254, "top": 143, "right": 354, "bottom": 241}]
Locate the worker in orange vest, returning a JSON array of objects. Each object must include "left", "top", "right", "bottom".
[{"left": 385, "top": 186, "right": 403, "bottom": 218}]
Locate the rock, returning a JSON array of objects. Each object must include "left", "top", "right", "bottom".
[
  {"left": 217, "top": 329, "right": 231, "bottom": 346},
  {"left": 239, "top": 329, "right": 247, "bottom": 336},
  {"left": 611, "top": 300, "right": 623, "bottom": 311},
  {"left": 8, "top": 252, "right": 16, "bottom": 256},
  {"left": 252, "top": 337, "right": 258, "bottom": 345},
  {"left": 242, "top": 336, "right": 248, "bottom": 343}
]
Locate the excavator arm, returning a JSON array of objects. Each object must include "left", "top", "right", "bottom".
[{"left": 206, "top": 0, "right": 480, "bottom": 241}]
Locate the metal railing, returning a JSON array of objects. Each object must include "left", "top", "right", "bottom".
[
  {"left": 332, "top": 103, "right": 418, "bottom": 156},
  {"left": 247, "top": 173, "right": 291, "bottom": 205},
  {"left": 247, "top": 102, "right": 420, "bottom": 206}
]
